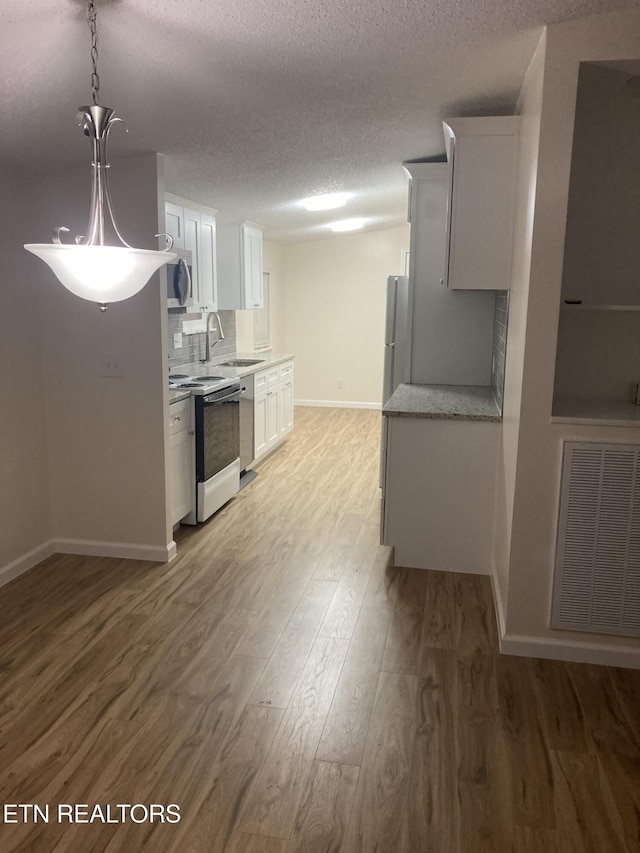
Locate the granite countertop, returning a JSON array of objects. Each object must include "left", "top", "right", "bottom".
[
  {"left": 168, "top": 352, "right": 294, "bottom": 404},
  {"left": 383, "top": 383, "right": 502, "bottom": 421}
]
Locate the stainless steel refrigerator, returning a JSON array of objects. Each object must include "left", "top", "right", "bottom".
[{"left": 382, "top": 275, "right": 410, "bottom": 404}]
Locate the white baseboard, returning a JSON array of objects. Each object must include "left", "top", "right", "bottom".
[
  {"left": 0, "top": 538, "right": 176, "bottom": 588},
  {"left": 489, "top": 564, "right": 507, "bottom": 638},
  {"left": 0, "top": 540, "right": 56, "bottom": 588},
  {"left": 54, "top": 538, "right": 176, "bottom": 563},
  {"left": 489, "top": 561, "right": 640, "bottom": 669},
  {"left": 498, "top": 632, "right": 640, "bottom": 669},
  {"left": 295, "top": 399, "right": 381, "bottom": 410}
]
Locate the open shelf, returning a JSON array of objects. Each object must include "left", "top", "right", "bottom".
[
  {"left": 552, "top": 397, "right": 640, "bottom": 427},
  {"left": 562, "top": 302, "right": 640, "bottom": 312}
]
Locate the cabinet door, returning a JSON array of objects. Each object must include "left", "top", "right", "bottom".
[
  {"left": 199, "top": 212, "right": 217, "bottom": 312},
  {"left": 165, "top": 202, "right": 185, "bottom": 249},
  {"left": 443, "top": 118, "right": 519, "bottom": 291},
  {"left": 282, "top": 379, "right": 294, "bottom": 435},
  {"left": 254, "top": 390, "right": 269, "bottom": 460},
  {"left": 169, "top": 427, "right": 194, "bottom": 525},
  {"left": 183, "top": 207, "right": 201, "bottom": 307},
  {"left": 266, "top": 389, "right": 279, "bottom": 447},
  {"left": 244, "top": 226, "right": 263, "bottom": 308}
]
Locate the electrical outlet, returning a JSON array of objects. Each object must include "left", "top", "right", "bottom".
[
  {"left": 173, "top": 332, "right": 183, "bottom": 349},
  {"left": 98, "top": 355, "right": 124, "bottom": 378},
  {"left": 337, "top": 378, "right": 344, "bottom": 389}
]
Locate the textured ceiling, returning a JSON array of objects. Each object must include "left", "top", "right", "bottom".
[{"left": 1, "top": 0, "right": 639, "bottom": 242}]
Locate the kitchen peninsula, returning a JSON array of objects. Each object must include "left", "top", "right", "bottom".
[{"left": 381, "top": 382, "right": 500, "bottom": 574}]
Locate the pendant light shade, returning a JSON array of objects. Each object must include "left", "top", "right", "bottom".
[
  {"left": 24, "top": 244, "right": 175, "bottom": 304},
  {"left": 24, "top": 3, "right": 175, "bottom": 311}
]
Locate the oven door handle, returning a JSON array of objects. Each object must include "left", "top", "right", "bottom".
[{"left": 203, "top": 389, "right": 241, "bottom": 406}]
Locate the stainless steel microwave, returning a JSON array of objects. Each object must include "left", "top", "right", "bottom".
[{"left": 166, "top": 249, "right": 193, "bottom": 308}]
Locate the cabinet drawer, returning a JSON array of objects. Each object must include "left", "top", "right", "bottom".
[
  {"left": 266, "top": 365, "right": 280, "bottom": 387},
  {"left": 254, "top": 369, "right": 269, "bottom": 392},
  {"left": 169, "top": 399, "right": 192, "bottom": 434},
  {"left": 279, "top": 360, "right": 294, "bottom": 381}
]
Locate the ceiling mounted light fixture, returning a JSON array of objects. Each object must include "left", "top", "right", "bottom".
[
  {"left": 329, "top": 218, "right": 366, "bottom": 232},
  {"left": 24, "top": 0, "right": 175, "bottom": 312},
  {"left": 301, "top": 192, "right": 350, "bottom": 211}
]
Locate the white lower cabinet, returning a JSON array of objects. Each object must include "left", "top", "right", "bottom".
[
  {"left": 169, "top": 398, "right": 195, "bottom": 526},
  {"left": 381, "top": 415, "right": 498, "bottom": 574},
  {"left": 254, "top": 390, "right": 268, "bottom": 459},
  {"left": 253, "top": 360, "right": 294, "bottom": 463}
]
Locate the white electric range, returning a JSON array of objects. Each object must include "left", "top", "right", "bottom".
[
  {"left": 169, "top": 372, "right": 242, "bottom": 523},
  {"left": 168, "top": 372, "right": 237, "bottom": 394}
]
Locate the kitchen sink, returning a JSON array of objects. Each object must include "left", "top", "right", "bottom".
[{"left": 219, "top": 359, "right": 265, "bottom": 366}]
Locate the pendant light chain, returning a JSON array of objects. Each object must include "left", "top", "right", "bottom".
[{"left": 87, "top": 0, "right": 100, "bottom": 106}]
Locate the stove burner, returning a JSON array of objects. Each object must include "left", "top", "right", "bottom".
[
  {"left": 198, "top": 375, "right": 225, "bottom": 381},
  {"left": 178, "top": 382, "right": 205, "bottom": 388},
  {"left": 169, "top": 374, "right": 189, "bottom": 379}
]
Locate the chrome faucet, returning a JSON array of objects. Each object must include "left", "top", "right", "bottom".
[{"left": 202, "top": 311, "right": 225, "bottom": 362}]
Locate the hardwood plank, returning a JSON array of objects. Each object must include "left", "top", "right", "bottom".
[
  {"left": 568, "top": 665, "right": 640, "bottom": 852},
  {"left": 164, "top": 704, "right": 285, "bottom": 853},
  {"left": 380, "top": 567, "right": 427, "bottom": 675},
  {"left": 513, "top": 826, "right": 583, "bottom": 853},
  {"left": 239, "top": 635, "right": 350, "bottom": 839},
  {"left": 318, "top": 532, "right": 379, "bottom": 641},
  {"left": 455, "top": 573, "right": 498, "bottom": 658},
  {"left": 551, "top": 750, "right": 629, "bottom": 853},
  {"left": 343, "top": 671, "right": 418, "bottom": 853},
  {"left": 456, "top": 649, "right": 512, "bottom": 853},
  {"left": 312, "top": 513, "right": 365, "bottom": 582},
  {"left": 237, "top": 549, "right": 321, "bottom": 659},
  {"left": 226, "top": 833, "right": 290, "bottom": 853},
  {"left": 528, "top": 658, "right": 589, "bottom": 753},
  {"left": 421, "top": 569, "right": 459, "bottom": 650},
  {"left": 50, "top": 656, "right": 269, "bottom": 853},
  {"left": 315, "top": 605, "right": 389, "bottom": 765},
  {"left": 399, "top": 647, "right": 458, "bottom": 853},
  {"left": 289, "top": 760, "right": 359, "bottom": 853},
  {"left": 495, "top": 653, "right": 557, "bottom": 831},
  {"left": 247, "top": 580, "right": 337, "bottom": 709}
]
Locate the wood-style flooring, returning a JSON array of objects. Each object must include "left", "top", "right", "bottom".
[{"left": 1, "top": 406, "right": 640, "bottom": 852}]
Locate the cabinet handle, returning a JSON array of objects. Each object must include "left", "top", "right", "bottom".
[
  {"left": 175, "top": 415, "right": 181, "bottom": 421},
  {"left": 188, "top": 429, "right": 194, "bottom": 436}
]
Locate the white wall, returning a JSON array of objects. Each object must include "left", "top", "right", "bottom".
[
  {"left": 0, "top": 169, "right": 53, "bottom": 581},
  {"left": 492, "top": 34, "right": 546, "bottom": 626},
  {"left": 15, "top": 153, "right": 173, "bottom": 565},
  {"left": 282, "top": 226, "right": 410, "bottom": 407},
  {"left": 1, "top": 154, "right": 173, "bottom": 579},
  {"left": 498, "top": 9, "right": 640, "bottom": 663}
]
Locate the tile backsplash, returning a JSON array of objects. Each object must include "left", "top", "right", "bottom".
[
  {"left": 168, "top": 310, "right": 237, "bottom": 370},
  {"left": 491, "top": 291, "right": 509, "bottom": 412}
]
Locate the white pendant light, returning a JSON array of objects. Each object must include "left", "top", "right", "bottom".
[{"left": 24, "top": 1, "right": 176, "bottom": 312}]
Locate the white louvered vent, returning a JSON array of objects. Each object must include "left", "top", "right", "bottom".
[{"left": 552, "top": 441, "right": 640, "bottom": 637}]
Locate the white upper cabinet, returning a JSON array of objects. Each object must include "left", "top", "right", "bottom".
[
  {"left": 443, "top": 116, "right": 519, "bottom": 290},
  {"left": 217, "top": 222, "right": 264, "bottom": 310},
  {"left": 165, "top": 195, "right": 218, "bottom": 312},
  {"left": 165, "top": 201, "right": 185, "bottom": 249},
  {"left": 198, "top": 212, "right": 218, "bottom": 312}
]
